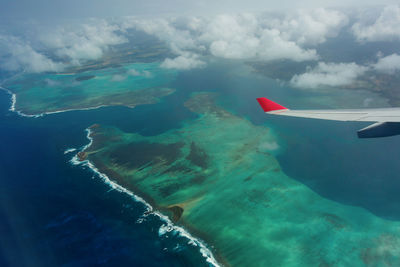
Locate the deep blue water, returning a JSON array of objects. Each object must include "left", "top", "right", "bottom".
[
  {"left": 2, "top": 60, "right": 400, "bottom": 266},
  {"left": 0, "top": 90, "right": 209, "bottom": 267}
]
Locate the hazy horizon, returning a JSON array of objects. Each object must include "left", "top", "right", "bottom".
[{"left": 1, "top": 0, "right": 398, "bottom": 21}]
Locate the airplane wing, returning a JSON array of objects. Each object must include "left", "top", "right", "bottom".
[{"left": 256, "top": 97, "right": 400, "bottom": 138}]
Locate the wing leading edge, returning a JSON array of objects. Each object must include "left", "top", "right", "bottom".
[{"left": 256, "top": 97, "right": 400, "bottom": 138}]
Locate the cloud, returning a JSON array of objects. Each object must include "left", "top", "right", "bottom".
[
  {"left": 0, "top": 9, "right": 347, "bottom": 73},
  {"left": 127, "top": 17, "right": 200, "bottom": 54},
  {"left": 127, "top": 69, "right": 152, "bottom": 77},
  {"left": 0, "top": 7, "right": 396, "bottom": 74},
  {"left": 373, "top": 53, "right": 400, "bottom": 74},
  {"left": 111, "top": 68, "right": 153, "bottom": 81},
  {"left": 127, "top": 9, "right": 348, "bottom": 64},
  {"left": 40, "top": 19, "right": 127, "bottom": 64},
  {"left": 290, "top": 53, "right": 400, "bottom": 89},
  {"left": 142, "top": 70, "right": 151, "bottom": 77},
  {"left": 0, "top": 18, "right": 128, "bottom": 74},
  {"left": 0, "top": 19, "right": 128, "bottom": 73},
  {"left": 45, "top": 78, "right": 61, "bottom": 86},
  {"left": 161, "top": 53, "right": 206, "bottom": 70},
  {"left": 111, "top": 74, "right": 127, "bottom": 82},
  {"left": 0, "top": 35, "right": 64, "bottom": 73},
  {"left": 352, "top": 5, "right": 400, "bottom": 42},
  {"left": 127, "top": 10, "right": 349, "bottom": 65},
  {"left": 203, "top": 14, "right": 319, "bottom": 61},
  {"left": 290, "top": 62, "right": 368, "bottom": 89},
  {"left": 264, "top": 8, "right": 348, "bottom": 46},
  {"left": 127, "top": 69, "right": 141, "bottom": 76},
  {"left": 258, "top": 141, "right": 280, "bottom": 152}
]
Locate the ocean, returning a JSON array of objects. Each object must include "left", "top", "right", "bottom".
[
  {"left": 0, "top": 89, "right": 210, "bottom": 267},
  {"left": 207, "top": 62, "right": 400, "bottom": 220},
  {"left": 2, "top": 60, "right": 400, "bottom": 266}
]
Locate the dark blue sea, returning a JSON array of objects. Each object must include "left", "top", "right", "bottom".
[
  {"left": 2, "top": 61, "right": 400, "bottom": 266},
  {"left": 0, "top": 88, "right": 209, "bottom": 267}
]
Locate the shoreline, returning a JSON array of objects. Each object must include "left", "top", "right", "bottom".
[
  {"left": 69, "top": 128, "right": 221, "bottom": 267},
  {"left": 0, "top": 86, "right": 221, "bottom": 266},
  {"left": 0, "top": 85, "right": 135, "bottom": 118},
  {"left": 0, "top": 86, "right": 16, "bottom": 112}
]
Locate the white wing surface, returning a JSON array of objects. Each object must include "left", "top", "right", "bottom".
[
  {"left": 257, "top": 97, "right": 400, "bottom": 122},
  {"left": 256, "top": 97, "right": 400, "bottom": 138}
]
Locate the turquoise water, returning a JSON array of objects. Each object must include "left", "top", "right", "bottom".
[
  {"left": 4, "top": 62, "right": 177, "bottom": 114},
  {"left": 2, "top": 60, "right": 400, "bottom": 266},
  {"left": 77, "top": 70, "right": 400, "bottom": 266},
  {"left": 203, "top": 61, "right": 400, "bottom": 220},
  {"left": 0, "top": 89, "right": 210, "bottom": 266}
]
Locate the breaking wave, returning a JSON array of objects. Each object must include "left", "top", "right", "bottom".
[{"left": 68, "top": 128, "right": 220, "bottom": 267}]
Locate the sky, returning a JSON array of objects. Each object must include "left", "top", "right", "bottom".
[{"left": 0, "top": 0, "right": 399, "bottom": 20}]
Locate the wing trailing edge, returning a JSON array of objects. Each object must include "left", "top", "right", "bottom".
[{"left": 257, "top": 97, "right": 400, "bottom": 138}]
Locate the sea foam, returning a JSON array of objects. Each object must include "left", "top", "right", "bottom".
[
  {"left": 1, "top": 84, "right": 115, "bottom": 118},
  {"left": 2, "top": 75, "right": 220, "bottom": 266},
  {"left": 70, "top": 128, "right": 221, "bottom": 267},
  {"left": 64, "top": 148, "right": 77, "bottom": 154}
]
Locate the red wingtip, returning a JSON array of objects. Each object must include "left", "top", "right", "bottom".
[{"left": 256, "top": 97, "right": 287, "bottom": 112}]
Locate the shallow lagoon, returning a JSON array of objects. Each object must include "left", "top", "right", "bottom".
[
  {"left": 4, "top": 62, "right": 177, "bottom": 115},
  {"left": 0, "top": 90, "right": 210, "bottom": 267},
  {"left": 3, "top": 60, "right": 400, "bottom": 266},
  {"left": 82, "top": 91, "right": 400, "bottom": 266}
]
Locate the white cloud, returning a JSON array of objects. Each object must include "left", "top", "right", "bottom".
[
  {"left": 290, "top": 53, "right": 400, "bottom": 89},
  {"left": 1, "top": 7, "right": 397, "bottom": 75},
  {"left": 290, "top": 62, "right": 368, "bottom": 89},
  {"left": 373, "top": 53, "right": 400, "bottom": 74},
  {"left": 45, "top": 78, "right": 61, "bottom": 86},
  {"left": 127, "top": 9, "right": 348, "bottom": 64},
  {"left": 111, "top": 74, "right": 127, "bottom": 82},
  {"left": 40, "top": 19, "right": 127, "bottom": 64},
  {"left": 0, "top": 35, "right": 64, "bottom": 73},
  {"left": 265, "top": 8, "right": 348, "bottom": 46},
  {"left": 126, "top": 10, "right": 349, "bottom": 65},
  {"left": 111, "top": 69, "right": 153, "bottom": 81},
  {"left": 255, "top": 29, "right": 318, "bottom": 61},
  {"left": 198, "top": 13, "right": 259, "bottom": 59},
  {"left": 258, "top": 141, "right": 279, "bottom": 152},
  {"left": 19, "top": 9, "right": 345, "bottom": 72},
  {"left": 127, "top": 69, "right": 152, "bottom": 77},
  {"left": 203, "top": 14, "right": 319, "bottom": 61},
  {"left": 0, "top": 19, "right": 128, "bottom": 73},
  {"left": 161, "top": 53, "right": 206, "bottom": 70},
  {"left": 128, "top": 17, "right": 200, "bottom": 54},
  {"left": 127, "top": 69, "right": 141, "bottom": 76},
  {"left": 142, "top": 70, "right": 151, "bottom": 77},
  {"left": 352, "top": 5, "right": 400, "bottom": 42}
]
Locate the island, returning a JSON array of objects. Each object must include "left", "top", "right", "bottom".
[
  {"left": 3, "top": 62, "right": 177, "bottom": 115},
  {"left": 77, "top": 92, "right": 400, "bottom": 266}
]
